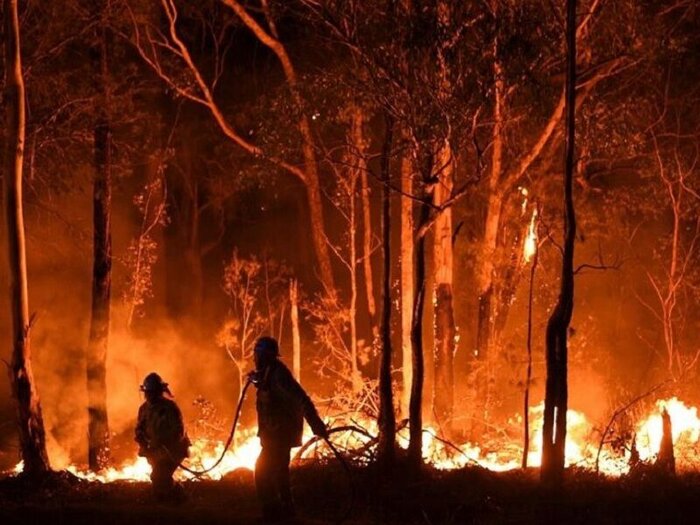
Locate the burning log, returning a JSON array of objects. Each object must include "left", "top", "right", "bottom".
[{"left": 656, "top": 408, "right": 675, "bottom": 475}]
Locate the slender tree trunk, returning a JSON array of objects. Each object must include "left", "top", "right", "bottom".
[
  {"left": 522, "top": 247, "right": 537, "bottom": 469},
  {"left": 290, "top": 279, "right": 301, "bottom": 382},
  {"left": 3, "top": 0, "right": 51, "bottom": 477},
  {"left": 541, "top": 0, "right": 577, "bottom": 484},
  {"left": 348, "top": 149, "right": 361, "bottom": 392},
  {"left": 408, "top": 200, "right": 430, "bottom": 468},
  {"left": 87, "top": 1, "right": 112, "bottom": 471},
  {"left": 432, "top": 141, "right": 456, "bottom": 434},
  {"left": 217, "top": 0, "right": 335, "bottom": 292},
  {"left": 400, "top": 149, "right": 414, "bottom": 417},
  {"left": 353, "top": 108, "right": 378, "bottom": 340},
  {"left": 377, "top": 116, "right": 396, "bottom": 466}
]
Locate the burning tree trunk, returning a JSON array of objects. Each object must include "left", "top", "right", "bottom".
[
  {"left": 87, "top": 1, "right": 113, "bottom": 471},
  {"left": 432, "top": 141, "right": 456, "bottom": 433},
  {"left": 541, "top": 0, "right": 577, "bottom": 484},
  {"left": 400, "top": 148, "right": 414, "bottom": 417},
  {"left": 377, "top": 116, "right": 396, "bottom": 466},
  {"left": 3, "top": 0, "right": 51, "bottom": 477}
]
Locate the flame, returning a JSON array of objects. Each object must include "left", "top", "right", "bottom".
[
  {"left": 7, "top": 398, "right": 700, "bottom": 480},
  {"left": 523, "top": 209, "right": 538, "bottom": 263},
  {"left": 635, "top": 397, "right": 700, "bottom": 467}
]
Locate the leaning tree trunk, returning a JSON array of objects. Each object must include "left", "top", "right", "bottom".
[
  {"left": 377, "top": 116, "right": 396, "bottom": 466},
  {"left": 87, "top": 2, "right": 112, "bottom": 471},
  {"left": 541, "top": 0, "right": 577, "bottom": 484},
  {"left": 3, "top": 0, "right": 51, "bottom": 477}
]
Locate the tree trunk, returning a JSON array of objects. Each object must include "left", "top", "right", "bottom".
[
  {"left": 541, "top": 0, "right": 577, "bottom": 484},
  {"left": 400, "top": 149, "right": 414, "bottom": 417},
  {"left": 3, "top": 0, "right": 51, "bottom": 477},
  {"left": 353, "top": 108, "right": 378, "bottom": 340},
  {"left": 348, "top": 140, "right": 361, "bottom": 392},
  {"left": 472, "top": 28, "right": 505, "bottom": 437},
  {"left": 290, "top": 279, "right": 301, "bottom": 382},
  {"left": 522, "top": 246, "right": 537, "bottom": 469},
  {"left": 377, "top": 116, "right": 396, "bottom": 466},
  {"left": 656, "top": 408, "right": 675, "bottom": 474},
  {"left": 432, "top": 141, "right": 456, "bottom": 434},
  {"left": 87, "top": 2, "right": 112, "bottom": 471},
  {"left": 408, "top": 200, "right": 430, "bottom": 468}
]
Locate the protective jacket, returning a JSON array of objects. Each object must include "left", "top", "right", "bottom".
[
  {"left": 255, "top": 360, "right": 325, "bottom": 447},
  {"left": 135, "top": 397, "right": 190, "bottom": 461}
]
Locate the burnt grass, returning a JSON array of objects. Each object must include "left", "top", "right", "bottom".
[{"left": 1, "top": 463, "right": 700, "bottom": 524}]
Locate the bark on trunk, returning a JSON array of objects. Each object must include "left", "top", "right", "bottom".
[
  {"left": 290, "top": 279, "right": 301, "bottom": 382},
  {"left": 408, "top": 200, "right": 430, "bottom": 468},
  {"left": 348, "top": 140, "right": 361, "bottom": 392},
  {"left": 3, "top": 0, "right": 51, "bottom": 476},
  {"left": 87, "top": 2, "right": 112, "bottom": 471},
  {"left": 541, "top": 0, "right": 577, "bottom": 484},
  {"left": 432, "top": 141, "right": 455, "bottom": 434},
  {"left": 400, "top": 150, "right": 414, "bottom": 417},
  {"left": 353, "top": 109, "right": 378, "bottom": 339},
  {"left": 377, "top": 117, "right": 396, "bottom": 466}
]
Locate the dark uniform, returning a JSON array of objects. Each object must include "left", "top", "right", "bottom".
[
  {"left": 135, "top": 373, "right": 190, "bottom": 501},
  {"left": 252, "top": 337, "right": 327, "bottom": 521}
]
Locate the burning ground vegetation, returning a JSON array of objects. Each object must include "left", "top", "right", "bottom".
[
  {"left": 4, "top": 399, "right": 700, "bottom": 524},
  {"left": 5, "top": 397, "right": 700, "bottom": 482}
]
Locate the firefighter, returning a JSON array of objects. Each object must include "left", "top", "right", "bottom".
[
  {"left": 135, "top": 372, "right": 190, "bottom": 502},
  {"left": 249, "top": 336, "right": 329, "bottom": 522}
]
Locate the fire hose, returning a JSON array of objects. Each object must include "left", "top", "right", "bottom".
[
  {"left": 166, "top": 374, "right": 355, "bottom": 524},
  {"left": 172, "top": 376, "right": 254, "bottom": 477}
]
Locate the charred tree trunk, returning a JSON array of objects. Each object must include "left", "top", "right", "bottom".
[
  {"left": 432, "top": 141, "right": 456, "bottom": 434},
  {"left": 541, "top": 0, "right": 577, "bottom": 484},
  {"left": 400, "top": 149, "right": 414, "bottom": 417},
  {"left": 87, "top": 1, "right": 112, "bottom": 471},
  {"left": 3, "top": 0, "right": 51, "bottom": 477},
  {"left": 656, "top": 408, "right": 675, "bottom": 474},
  {"left": 408, "top": 199, "right": 430, "bottom": 468},
  {"left": 377, "top": 116, "right": 396, "bottom": 466}
]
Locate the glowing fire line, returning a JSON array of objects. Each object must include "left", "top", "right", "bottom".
[{"left": 7, "top": 398, "right": 700, "bottom": 481}]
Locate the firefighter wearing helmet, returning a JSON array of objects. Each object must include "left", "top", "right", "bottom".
[
  {"left": 135, "top": 372, "right": 190, "bottom": 501},
  {"left": 249, "top": 336, "right": 328, "bottom": 521}
]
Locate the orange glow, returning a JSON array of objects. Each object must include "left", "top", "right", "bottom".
[{"left": 8, "top": 398, "right": 700, "bottom": 480}]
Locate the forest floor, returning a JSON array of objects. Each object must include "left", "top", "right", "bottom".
[{"left": 1, "top": 463, "right": 700, "bottom": 525}]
